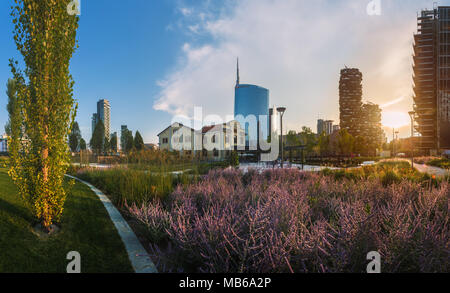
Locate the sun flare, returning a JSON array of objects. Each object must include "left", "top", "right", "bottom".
[{"left": 382, "top": 111, "right": 410, "bottom": 129}]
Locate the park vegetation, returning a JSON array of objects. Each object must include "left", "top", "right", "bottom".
[{"left": 126, "top": 164, "right": 448, "bottom": 273}]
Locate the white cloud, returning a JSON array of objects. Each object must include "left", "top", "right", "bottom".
[
  {"left": 155, "top": 0, "right": 428, "bottom": 132},
  {"left": 179, "top": 7, "right": 193, "bottom": 16}
]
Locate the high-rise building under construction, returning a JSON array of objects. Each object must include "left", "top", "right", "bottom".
[{"left": 413, "top": 6, "right": 450, "bottom": 154}]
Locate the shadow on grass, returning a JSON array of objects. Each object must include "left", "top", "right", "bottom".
[{"left": 0, "top": 197, "right": 33, "bottom": 223}]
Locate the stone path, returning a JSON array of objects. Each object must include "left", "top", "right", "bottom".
[{"left": 66, "top": 175, "right": 158, "bottom": 273}]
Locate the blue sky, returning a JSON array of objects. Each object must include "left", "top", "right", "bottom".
[
  {"left": 0, "top": 0, "right": 197, "bottom": 143},
  {"left": 0, "top": 0, "right": 446, "bottom": 143}
]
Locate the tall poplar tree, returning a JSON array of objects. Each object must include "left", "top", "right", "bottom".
[
  {"left": 134, "top": 131, "right": 144, "bottom": 151},
  {"left": 8, "top": 1, "right": 79, "bottom": 231}
]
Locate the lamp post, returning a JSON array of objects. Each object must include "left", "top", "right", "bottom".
[
  {"left": 409, "top": 111, "right": 415, "bottom": 169},
  {"left": 392, "top": 128, "right": 395, "bottom": 158},
  {"left": 395, "top": 130, "right": 399, "bottom": 157},
  {"left": 277, "top": 107, "right": 286, "bottom": 168}
]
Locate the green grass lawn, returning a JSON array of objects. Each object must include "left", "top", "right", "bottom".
[{"left": 0, "top": 168, "right": 133, "bottom": 273}]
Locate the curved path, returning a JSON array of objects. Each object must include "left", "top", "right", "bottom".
[
  {"left": 66, "top": 175, "right": 158, "bottom": 273},
  {"left": 381, "top": 159, "right": 449, "bottom": 178}
]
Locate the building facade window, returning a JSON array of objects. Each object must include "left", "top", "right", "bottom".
[{"left": 162, "top": 138, "right": 168, "bottom": 144}]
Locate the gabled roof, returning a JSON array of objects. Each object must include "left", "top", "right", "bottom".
[
  {"left": 201, "top": 125, "right": 215, "bottom": 133},
  {"left": 157, "top": 123, "right": 195, "bottom": 137}
]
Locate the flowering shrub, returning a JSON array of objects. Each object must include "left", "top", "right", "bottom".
[{"left": 128, "top": 168, "right": 449, "bottom": 273}]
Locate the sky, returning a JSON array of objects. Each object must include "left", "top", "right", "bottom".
[{"left": 0, "top": 0, "right": 447, "bottom": 143}]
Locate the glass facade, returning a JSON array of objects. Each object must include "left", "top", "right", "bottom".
[{"left": 234, "top": 84, "right": 269, "bottom": 146}]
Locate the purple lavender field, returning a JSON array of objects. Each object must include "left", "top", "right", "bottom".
[{"left": 127, "top": 168, "right": 449, "bottom": 273}]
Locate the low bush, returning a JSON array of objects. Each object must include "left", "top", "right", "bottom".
[
  {"left": 427, "top": 158, "right": 450, "bottom": 170},
  {"left": 0, "top": 156, "right": 9, "bottom": 167}
]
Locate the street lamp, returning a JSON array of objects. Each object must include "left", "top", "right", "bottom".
[
  {"left": 392, "top": 128, "right": 395, "bottom": 157},
  {"left": 409, "top": 111, "right": 415, "bottom": 169},
  {"left": 277, "top": 107, "right": 286, "bottom": 168}
]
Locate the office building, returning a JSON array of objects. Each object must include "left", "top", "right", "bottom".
[
  {"left": 324, "top": 120, "right": 334, "bottom": 136},
  {"left": 121, "top": 125, "right": 129, "bottom": 151},
  {"left": 318, "top": 119, "right": 338, "bottom": 135},
  {"left": 234, "top": 60, "right": 270, "bottom": 147},
  {"left": 317, "top": 119, "right": 324, "bottom": 135},
  {"left": 413, "top": 6, "right": 450, "bottom": 154}
]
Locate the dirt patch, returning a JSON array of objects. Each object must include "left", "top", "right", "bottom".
[{"left": 32, "top": 223, "right": 61, "bottom": 239}]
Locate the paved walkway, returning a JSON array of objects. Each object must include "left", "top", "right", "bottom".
[
  {"left": 381, "top": 159, "right": 449, "bottom": 178},
  {"left": 413, "top": 163, "right": 449, "bottom": 178},
  {"left": 66, "top": 175, "right": 158, "bottom": 273},
  {"left": 239, "top": 162, "right": 348, "bottom": 173}
]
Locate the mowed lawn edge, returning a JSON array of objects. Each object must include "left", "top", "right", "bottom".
[{"left": 0, "top": 168, "right": 134, "bottom": 273}]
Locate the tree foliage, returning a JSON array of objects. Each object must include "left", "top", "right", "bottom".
[
  {"left": 110, "top": 134, "right": 118, "bottom": 153},
  {"left": 69, "top": 121, "right": 81, "bottom": 152},
  {"left": 103, "top": 136, "right": 111, "bottom": 155},
  {"left": 122, "top": 129, "right": 134, "bottom": 153},
  {"left": 90, "top": 121, "right": 105, "bottom": 155},
  {"left": 8, "top": 0, "right": 79, "bottom": 230},
  {"left": 134, "top": 131, "right": 144, "bottom": 151},
  {"left": 79, "top": 138, "right": 87, "bottom": 151},
  {"left": 337, "top": 129, "right": 355, "bottom": 156}
]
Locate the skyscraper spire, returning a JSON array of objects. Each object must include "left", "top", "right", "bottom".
[{"left": 236, "top": 57, "right": 240, "bottom": 87}]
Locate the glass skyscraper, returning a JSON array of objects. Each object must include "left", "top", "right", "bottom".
[{"left": 234, "top": 60, "right": 270, "bottom": 147}]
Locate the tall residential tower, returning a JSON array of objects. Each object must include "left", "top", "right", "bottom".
[
  {"left": 339, "top": 68, "right": 363, "bottom": 137},
  {"left": 92, "top": 99, "right": 111, "bottom": 139}
]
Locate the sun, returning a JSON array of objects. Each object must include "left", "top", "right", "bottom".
[{"left": 382, "top": 111, "right": 410, "bottom": 129}]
